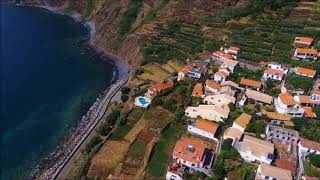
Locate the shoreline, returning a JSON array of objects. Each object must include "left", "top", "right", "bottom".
[{"left": 18, "top": 4, "right": 130, "bottom": 180}]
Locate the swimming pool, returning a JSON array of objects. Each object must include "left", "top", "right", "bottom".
[{"left": 139, "top": 97, "right": 149, "bottom": 105}]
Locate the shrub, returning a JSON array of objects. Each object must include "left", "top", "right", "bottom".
[
  {"left": 118, "top": 0, "right": 143, "bottom": 36},
  {"left": 85, "top": 135, "right": 102, "bottom": 153},
  {"left": 121, "top": 86, "right": 131, "bottom": 94},
  {"left": 162, "top": 98, "right": 177, "bottom": 112},
  {"left": 309, "top": 154, "right": 320, "bottom": 168},
  {"left": 98, "top": 123, "right": 112, "bottom": 136},
  {"left": 121, "top": 94, "right": 129, "bottom": 102},
  {"left": 152, "top": 97, "right": 163, "bottom": 106},
  {"left": 222, "top": 139, "right": 233, "bottom": 150},
  {"left": 107, "top": 110, "right": 121, "bottom": 125}
]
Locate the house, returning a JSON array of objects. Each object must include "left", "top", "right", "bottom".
[
  {"left": 245, "top": 90, "right": 273, "bottom": 105},
  {"left": 255, "top": 163, "right": 293, "bottom": 180},
  {"left": 188, "top": 68, "right": 202, "bottom": 79},
  {"left": 166, "top": 162, "right": 185, "bottom": 180},
  {"left": 205, "top": 79, "right": 220, "bottom": 94},
  {"left": 223, "top": 113, "right": 252, "bottom": 142},
  {"left": 188, "top": 119, "right": 220, "bottom": 142},
  {"left": 240, "top": 78, "right": 262, "bottom": 91},
  {"left": 219, "top": 86, "right": 236, "bottom": 97},
  {"left": 298, "top": 138, "right": 320, "bottom": 155},
  {"left": 195, "top": 62, "right": 209, "bottom": 75},
  {"left": 304, "top": 107, "right": 317, "bottom": 118},
  {"left": 313, "top": 78, "right": 320, "bottom": 90},
  {"left": 224, "top": 46, "right": 240, "bottom": 56},
  {"left": 147, "top": 80, "right": 174, "bottom": 98},
  {"left": 192, "top": 83, "right": 204, "bottom": 97},
  {"left": 185, "top": 104, "right": 230, "bottom": 122},
  {"left": 259, "top": 61, "right": 269, "bottom": 68},
  {"left": 178, "top": 65, "right": 192, "bottom": 81},
  {"left": 294, "top": 48, "right": 318, "bottom": 60},
  {"left": 266, "top": 124, "right": 299, "bottom": 144},
  {"left": 211, "top": 51, "right": 235, "bottom": 63},
  {"left": 266, "top": 112, "right": 291, "bottom": 125},
  {"left": 294, "top": 95, "right": 320, "bottom": 107},
  {"left": 311, "top": 89, "right": 320, "bottom": 100},
  {"left": 221, "top": 80, "right": 239, "bottom": 89},
  {"left": 214, "top": 69, "right": 229, "bottom": 82},
  {"left": 267, "top": 62, "right": 288, "bottom": 74},
  {"left": 172, "top": 137, "right": 214, "bottom": 176},
  {"left": 237, "top": 135, "right": 274, "bottom": 164},
  {"left": 295, "top": 67, "right": 316, "bottom": 78},
  {"left": 274, "top": 92, "right": 305, "bottom": 117},
  {"left": 275, "top": 159, "right": 296, "bottom": 176},
  {"left": 263, "top": 68, "right": 285, "bottom": 81},
  {"left": 203, "top": 94, "right": 236, "bottom": 105},
  {"left": 220, "top": 60, "right": 239, "bottom": 73},
  {"left": 293, "top": 36, "right": 313, "bottom": 48}
]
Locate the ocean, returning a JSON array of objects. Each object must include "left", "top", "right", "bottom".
[{"left": 0, "top": 5, "right": 114, "bottom": 179}]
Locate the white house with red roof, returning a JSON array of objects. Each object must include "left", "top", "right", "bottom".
[
  {"left": 214, "top": 69, "right": 230, "bottom": 82},
  {"left": 298, "top": 138, "right": 320, "bottom": 156},
  {"left": 267, "top": 62, "right": 288, "bottom": 74},
  {"left": 171, "top": 137, "right": 214, "bottom": 175},
  {"left": 295, "top": 67, "right": 317, "bottom": 78},
  {"left": 178, "top": 65, "right": 192, "bottom": 81},
  {"left": 274, "top": 92, "right": 305, "bottom": 117},
  {"left": 220, "top": 60, "right": 239, "bottom": 73},
  {"left": 294, "top": 48, "right": 318, "bottom": 60},
  {"left": 205, "top": 79, "right": 220, "bottom": 94},
  {"left": 223, "top": 46, "right": 240, "bottom": 56},
  {"left": 147, "top": 80, "right": 174, "bottom": 98},
  {"left": 293, "top": 37, "right": 314, "bottom": 48},
  {"left": 188, "top": 119, "right": 220, "bottom": 142},
  {"left": 263, "top": 68, "right": 285, "bottom": 81},
  {"left": 211, "top": 51, "right": 235, "bottom": 63}
]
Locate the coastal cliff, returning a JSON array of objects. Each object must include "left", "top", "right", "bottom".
[{"left": 18, "top": 0, "right": 246, "bottom": 71}]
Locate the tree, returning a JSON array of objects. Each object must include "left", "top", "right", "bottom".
[
  {"left": 107, "top": 110, "right": 120, "bottom": 125},
  {"left": 162, "top": 98, "right": 177, "bottom": 112},
  {"left": 121, "top": 86, "right": 131, "bottom": 94},
  {"left": 151, "top": 97, "right": 163, "bottom": 106},
  {"left": 174, "top": 108, "right": 185, "bottom": 122},
  {"left": 121, "top": 94, "right": 129, "bottom": 102},
  {"left": 222, "top": 139, "right": 233, "bottom": 150},
  {"left": 309, "top": 154, "right": 320, "bottom": 168},
  {"left": 98, "top": 123, "right": 112, "bottom": 136}
]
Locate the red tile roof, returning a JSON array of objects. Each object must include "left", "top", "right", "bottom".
[
  {"left": 279, "top": 92, "right": 295, "bottom": 106},
  {"left": 296, "top": 48, "right": 318, "bottom": 55},
  {"left": 275, "top": 159, "right": 296, "bottom": 175},
  {"left": 215, "top": 70, "right": 229, "bottom": 77},
  {"left": 195, "top": 119, "right": 219, "bottom": 135},
  {"left": 212, "top": 51, "right": 234, "bottom": 60},
  {"left": 304, "top": 107, "right": 316, "bottom": 118},
  {"left": 296, "top": 67, "right": 316, "bottom": 77},
  {"left": 172, "top": 137, "right": 209, "bottom": 164},
  {"left": 294, "top": 37, "right": 313, "bottom": 46},
  {"left": 196, "top": 63, "right": 208, "bottom": 73},
  {"left": 181, "top": 65, "right": 193, "bottom": 75},
  {"left": 148, "top": 80, "right": 174, "bottom": 93},
  {"left": 265, "top": 68, "right": 284, "bottom": 77},
  {"left": 298, "top": 96, "right": 312, "bottom": 104},
  {"left": 266, "top": 112, "right": 291, "bottom": 121},
  {"left": 228, "top": 46, "right": 240, "bottom": 52},
  {"left": 206, "top": 79, "right": 221, "bottom": 90},
  {"left": 192, "top": 83, "right": 203, "bottom": 97},
  {"left": 240, "top": 78, "right": 262, "bottom": 88},
  {"left": 300, "top": 138, "right": 320, "bottom": 152},
  {"left": 311, "top": 89, "right": 320, "bottom": 95}
]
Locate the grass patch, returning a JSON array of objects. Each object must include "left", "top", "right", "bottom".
[
  {"left": 229, "top": 67, "right": 263, "bottom": 84},
  {"left": 109, "top": 124, "right": 132, "bottom": 141},
  {"left": 147, "top": 122, "right": 186, "bottom": 177},
  {"left": 286, "top": 73, "right": 315, "bottom": 92},
  {"left": 118, "top": 0, "right": 143, "bottom": 37},
  {"left": 128, "top": 139, "right": 147, "bottom": 157},
  {"left": 304, "top": 160, "right": 320, "bottom": 178}
]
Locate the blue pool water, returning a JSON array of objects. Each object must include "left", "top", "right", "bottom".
[
  {"left": 1, "top": 5, "right": 114, "bottom": 179},
  {"left": 139, "top": 97, "right": 149, "bottom": 105}
]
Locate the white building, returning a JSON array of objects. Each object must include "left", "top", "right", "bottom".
[
  {"left": 298, "top": 138, "right": 320, "bottom": 156},
  {"left": 205, "top": 79, "right": 220, "bottom": 94},
  {"left": 178, "top": 65, "right": 192, "bottom": 81},
  {"left": 294, "top": 48, "right": 318, "bottom": 60},
  {"left": 263, "top": 68, "right": 285, "bottom": 81},
  {"left": 188, "top": 119, "right": 220, "bottom": 142},
  {"left": 214, "top": 69, "right": 229, "bottom": 82},
  {"left": 223, "top": 113, "right": 252, "bottom": 142},
  {"left": 211, "top": 51, "right": 235, "bottom": 63},
  {"left": 255, "top": 163, "right": 293, "bottom": 180},
  {"left": 274, "top": 92, "right": 305, "bottom": 117},
  {"left": 220, "top": 60, "right": 239, "bottom": 73},
  {"left": 237, "top": 135, "right": 274, "bottom": 164},
  {"left": 185, "top": 104, "right": 230, "bottom": 122},
  {"left": 267, "top": 63, "right": 288, "bottom": 74},
  {"left": 203, "top": 94, "right": 235, "bottom": 105}
]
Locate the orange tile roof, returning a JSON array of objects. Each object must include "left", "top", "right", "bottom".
[
  {"left": 240, "top": 78, "right": 262, "bottom": 88},
  {"left": 296, "top": 48, "right": 318, "bottom": 55},
  {"left": 215, "top": 70, "right": 229, "bottom": 77},
  {"left": 311, "top": 89, "right": 320, "bottom": 95},
  {"left": 279, "top": 92, "right": 295, "bottom": 106},
  {"left": 296, "top": 67, "right": 316, "bottom": 77},
  {"left": 206, "top": 79, "right": 221, "bottom": 90},
  {"left": 304, "top": 107, "right": 316, "bottom": 118},
  {"left": 195, "top": 119, "right": 219, "bottom": 135},
  {"left": 300, "top": 138, "right": 320, "bottom": 152},
  {"left": 275, "top": 159, "right": 296, "bottom": 175},
  {"left": 172, "top": 137, "right": 209, "bottom": 164},
  {"left": 181, "top": 65, "right": 193, "bottom": 75},
  {"left": 266, "top": 112, "right": 291, "bottom": 121},
  {"left": 265, "top": 68, "right": 284, "bottom": 77},
  {"left": 192, "top": 83, "right": 203, "bottom": 97},
  {"left": 299, "top": 96, "right": 312, "bottom": 104},
  {"left": 212, "top": 51, "right": 234, "bottom": 60},
  {"left": 234, "top": 113, "right": 252, "bottom": 129},
  {"left": 228, "top": 46, "right": 240, "bottom": 52},
  {"left": 196, "top": 63, "right": 208, "bottom": 73},
  {"left": 148, "top": 80, "right": 174, "bottom": 93},
  {"left": 294, "top": 37, "right": 313, "bottom": 45},
  {"left": 259, "top": 61, "right": 269, "bottom": 66}
]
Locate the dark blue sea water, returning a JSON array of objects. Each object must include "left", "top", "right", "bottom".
[{"left": 1, "top": 5, "right": 114, "bottom": 179}]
